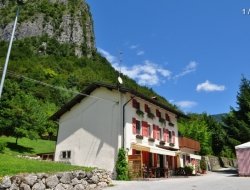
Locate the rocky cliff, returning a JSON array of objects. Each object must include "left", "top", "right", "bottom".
[{"left": 0, "top": 0, "right": 95, "bottom": 57}]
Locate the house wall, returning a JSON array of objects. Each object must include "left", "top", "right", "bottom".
[
  {"left": 54, "top": 87, "right": 122, "bottom": 172},
  {"left": 123, "top": 96, "right": 179, "bottom": 153}
]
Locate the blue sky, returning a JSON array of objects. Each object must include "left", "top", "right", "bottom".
[{"left": 86, "top": 0, "right": 250, "bottom": 115}]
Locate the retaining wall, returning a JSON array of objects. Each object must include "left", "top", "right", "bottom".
[{"left": 0, "top": 169, "right": 112, "bottom": 190}]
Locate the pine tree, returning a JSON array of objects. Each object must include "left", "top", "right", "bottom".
[{"left": 223, "top": 76, "right": 250, "bottom": 144}]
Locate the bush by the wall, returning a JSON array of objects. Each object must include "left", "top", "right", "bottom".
[
  {"left": 200, "top": 158, "right": 207, "bottom": 171},
  {"left": 115, "top": 148, "right": 129, "bottom": 180},
  {"left": 184, "top": 165, "right": 194, "bottom": 176}
]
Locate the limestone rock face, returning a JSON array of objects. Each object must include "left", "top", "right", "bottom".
[{"left": 0, "top": 0, "right": 95, "bottom": 57}]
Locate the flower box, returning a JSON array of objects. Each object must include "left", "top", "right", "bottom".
[
  {"left": 160, "top": 140, "right": 165, "bottom": 145},
  {"left": 169, "top": 122, "right": 174, "bottom": 127},
  {"left": 136, "top": 109, "right": 144, "bottom": 117},
  {"left": 147, "top": 112, "right": 155, "bottom": 119},
  {"left": 148, "top": 138, "right": 155, "bottom": 142},
  {"left": 169, "top": 143, "right": 175, "bottom": 147},
  {"left": 136, "top": 134, "right": 143, "bottom": 139},
  {"left": 159, "top": 118, "right": 166, "bottom": 125}
]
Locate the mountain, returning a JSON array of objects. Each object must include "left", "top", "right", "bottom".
[
  {"left": 0, "top": 0, "right": 178, "bottom": 141},
  {"left": 211, "top": 113, "right": 227, "bottom": 124},
  {"left": 0, "top": 0, "right": 95, "bottom": 57}
]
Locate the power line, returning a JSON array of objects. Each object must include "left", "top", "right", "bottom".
[{"left": 0, "top": 68, "right": 118, "bottom": 103}]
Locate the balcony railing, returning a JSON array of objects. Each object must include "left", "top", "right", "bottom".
[{"left": 179, "top": 137, "right": 200, "bottom": 152}]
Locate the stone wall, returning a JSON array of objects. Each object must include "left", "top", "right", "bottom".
[
  {"left": 0, "top": 169, "right": 112, "bottom": 190},
  {"left": 206, "top": 156, "right": 237, "bottom": 171}
]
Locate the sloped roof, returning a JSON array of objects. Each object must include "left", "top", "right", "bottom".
[
  {"left": 235, "top": 142, "right": 250, "bottom": 149},
  {"left": 51, "top": 82, "right": 186, "bottom": 120}
]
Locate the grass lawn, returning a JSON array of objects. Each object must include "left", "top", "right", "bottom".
[
  {"left": 0, "top": 136, "right": 92, "bottom": 177},
  {"left": 0, "top": 154, "right": 92, "bottom": 177},
  {"left": 0, "top": 136, "right": 56, "bottom": 155}
]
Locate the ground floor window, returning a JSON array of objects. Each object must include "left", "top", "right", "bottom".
[{"left": 61, "top": 150, "right": 71, "bottom": 159}]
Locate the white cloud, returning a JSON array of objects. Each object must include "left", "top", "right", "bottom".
[
  {"left": 137, "top": 50, "right": 145, "bottom": 56},
  {"left": 98, "top": 48, "right": 171, "bottom": 86},
  {"left": 98, "top": 48, "right": 118, "bottom": 65},
  {"left": 196, "top": 80, "right": 225, "bottom": 92},
  {"left": 175, "top": 101, "right": 198, "bottom": 109},
  {"left": 130, "top": 45, "right": 138, "bottom": 49},
  {"left": 174, "top": 61, "right": 198, "bottom": 79}
]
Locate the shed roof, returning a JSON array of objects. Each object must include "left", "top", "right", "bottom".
[
  {"left": 51, "top": 82, "right": 186, "bottom": 120},
  {"left": 235, "top": 142, "right": 250, "bottom": 149}
]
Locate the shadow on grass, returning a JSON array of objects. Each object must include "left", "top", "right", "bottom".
[{"left": 7, "top": 142, "right": 34, "bottom": 154}]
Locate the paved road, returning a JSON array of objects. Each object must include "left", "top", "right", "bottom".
[{"left": 109, "top": 169, "right": 250, "bottom": 190}]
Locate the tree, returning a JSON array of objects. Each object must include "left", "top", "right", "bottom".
[
  {"left": 223, "top": 76, "right": 250, "bottom": 144},
  {"left": 115, "top": 148, "right": 129, "bottom": 180},
  {"left": 201, "top": 114, "right": 226, "bottom": 156},
  {"left": 178, "top": 113, "right": 213, "bottom": 155},
  {"left": 0, "top": 80, "right": 57, "bottom": 144}
]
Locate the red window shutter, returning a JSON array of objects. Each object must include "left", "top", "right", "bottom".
[
  {"left": 163, "top": 129, "right": 167, "bottom": 141},
  {"left": 157, "top": 126, "right": 160, "bottom": 140},
  {"left": 132, "top": 118, "right": 136, "bottom": 134},
  {"left": 166, "top": 129, "right": 169, "bottom": 142},
  {"left": 165, "top": 113, "right": 170, "bottom": 121},
  {"left": 142, "top": 121, "right": 148, "bottom": 137},
  {"left": 132, "top": 99, "right": 137, "bottom": 108},
  {"left": 172, "top": 131, "right": 175, "bottom": 144},
  {"left": 145, "top": 104, "right": 149, "bottom": 113},
  {"left": 156, "top": 109, "right": 161, "bottom": 118},
  {"left": 153, "top": 125, "right": 157, "bottom": 139}
]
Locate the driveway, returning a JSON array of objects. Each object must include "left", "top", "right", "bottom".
[{"left": 109, "top": 169, "right": 250, "bottom": 190}]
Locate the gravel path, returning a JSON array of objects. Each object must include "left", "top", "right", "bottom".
[{"left": 109, "top": 169, "right": 250, "bottom": 190}]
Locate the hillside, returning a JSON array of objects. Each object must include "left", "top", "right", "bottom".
[{"left": 0, "top": 0, "right": 178, "bottom": 141}]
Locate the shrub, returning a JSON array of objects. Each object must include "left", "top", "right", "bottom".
[
  {"left": 115, "top": 148, "right": 129, "bottom": 180},
  {"left": 200, "top": 158, "right": 207, "bottom": 171},
  {"left": 184, "top": 165, "right": 194, "bottom": 176},
  {"left": 0, "top": 142, "right": 7, "bottom": 153}
]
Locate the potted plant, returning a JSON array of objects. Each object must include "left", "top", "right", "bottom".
[
  {"left": 136, "top": 134, "right": 143, "bottom": 139},
  {"left": 169, "top": 143, "right": 175, "bottom": 147},
  {"left": 136, "top": 109, "right": 144, "bottom": 117},
  {"left": 159, "top": 117, "right": 166, "bottom": 125},
  {"left": 148, "top": 137, "right": 155, "bottom": 142},
  {"left": 147, "top": 112, "right": 155, "bottom": 119},
  {"left": 200, "top": 158, "right": 207, "bottom": 174},
  {"left": 169, "top": 122, "right": 174, "bottom": 127},
  {"left": 159, "top": 140, "right": 165, "bottom": 145}
]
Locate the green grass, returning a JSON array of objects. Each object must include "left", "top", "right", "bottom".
[
  {"left": 0, "top": 136, "right": 93, "bottom": 177},
  {"left": 0, "top": 136, "right": 56, "bottom": 155},
  {"left": 0, "top": 154, "right": 92, "bottom": 177}
]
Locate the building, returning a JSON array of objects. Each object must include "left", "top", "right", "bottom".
[
  {"left": 235, "top": 142, "right": 250, "bottom": 176},
  {"left": 52, "top": 82, "right": 199, "bottom": 176},
  {"left": 178, "top": 136, "right": 201, "bottom": 174}
]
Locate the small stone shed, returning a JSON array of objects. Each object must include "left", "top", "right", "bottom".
[{"left": 235, "top": 142, "right": 250, "bottom": 176}]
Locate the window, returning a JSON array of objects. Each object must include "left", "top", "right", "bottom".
[
  {"left": 61, "top": 150, "right": 71, "bottom": 159},
  {"left": 136, "top": 120, "right": 141, "bottom": 134}
]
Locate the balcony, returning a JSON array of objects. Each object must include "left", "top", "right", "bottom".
[{"left": 179, "top": 137, "right": 200, "bottom": 152}]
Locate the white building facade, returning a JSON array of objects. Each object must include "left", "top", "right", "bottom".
[{"left": 52, "top": 83, "right": 185, "bottom": 173}]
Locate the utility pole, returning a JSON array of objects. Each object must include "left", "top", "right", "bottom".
[{"left": 0, "top": 0, "right": 26, "bottom": 99}]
